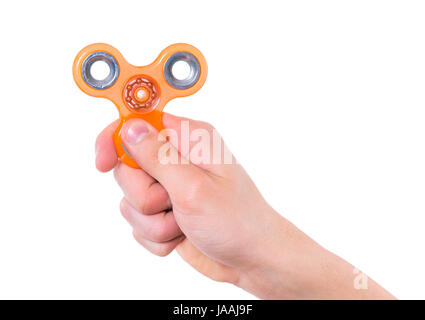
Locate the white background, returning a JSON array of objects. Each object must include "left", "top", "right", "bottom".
[{"left": 0, "top": 0, "right": 424, "bottom": 299}]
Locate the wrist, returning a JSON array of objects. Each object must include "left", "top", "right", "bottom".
[{"left": 234, "top": 211, "right": 319, "bottom": 299}]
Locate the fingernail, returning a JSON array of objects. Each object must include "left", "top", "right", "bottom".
[{"left": 124, "top": 120, "right": 149, "bottom": 144}]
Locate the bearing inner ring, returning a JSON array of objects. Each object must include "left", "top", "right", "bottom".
[
  {"left": 163, "top": 51, "right": 201, "bottom": 89},
  {"left": 82, "top": 51, "right": 119, "bottom": 89}
]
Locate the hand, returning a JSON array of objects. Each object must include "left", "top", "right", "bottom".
[{"left": 95, "top": 113, "right": 395, "bottom": 299}]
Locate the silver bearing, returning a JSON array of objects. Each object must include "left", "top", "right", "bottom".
[
  {"left": 163, "top": 51, "right": 201, "bottom": 89},
  {"left": 81, "top": 51, "right": 119, "bottom": 90}
]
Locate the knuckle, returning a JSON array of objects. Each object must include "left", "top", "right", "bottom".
[
  {"left": 135, "top": 199, "right": 146, "bottom": 215},
  {"left": 198, "top": 120, "right": 215, "bottom": 132},
  {"left": 132, "top": 231, "right": 173, "bottom": 257},
  {"left": 140, "top": 186, "right": 154, "bottom": 214},
  {"left": 154, "top": 244, "right": 174, "bottom": 257},
  {"left": 132, "top": 231, "right": 144, "bottom": 246},
  {"left": 119, "top": 198, "right": 130, "bottom": 219},
  {"left": 149, "top": 222, "right": 170, "bottom": 242}
]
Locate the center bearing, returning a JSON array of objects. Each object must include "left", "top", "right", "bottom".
[{"left": 123, "top": 75, "right": 159, "bottom": 112}]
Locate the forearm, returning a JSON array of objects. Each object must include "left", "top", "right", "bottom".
[{"left": 234, "top": 211, "right": 395, "bottom": 299}]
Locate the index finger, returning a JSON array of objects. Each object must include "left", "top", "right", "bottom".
[{"left": 95, "top": 120, "right": 119, "bottom": 172}]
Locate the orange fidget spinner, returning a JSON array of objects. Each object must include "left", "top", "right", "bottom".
[{"left": 73, "top": 43, "right": 207, "bottom": 168}]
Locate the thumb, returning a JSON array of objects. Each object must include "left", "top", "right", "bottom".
[{"left": 121, "top": 118, "right": 203, "bottom": 192}]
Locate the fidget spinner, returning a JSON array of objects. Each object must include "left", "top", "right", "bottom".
[{"left": 73, "top": 43, "right": 207, "bottom": 168}]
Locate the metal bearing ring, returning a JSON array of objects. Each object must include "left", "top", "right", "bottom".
[
  {"left": 163, "top": 51, "right": 201, "bottom": 89},
  {"left": 81, "top": 51, "right": 119, "bottom": 89}
]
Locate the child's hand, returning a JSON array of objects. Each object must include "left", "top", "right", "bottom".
[{"left": 95, "top": 113, "right": 394, "bottom": 299}]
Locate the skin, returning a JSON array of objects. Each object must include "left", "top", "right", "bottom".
[{"left": 95, "top": 113, "right": 395, "bottom": 299}]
